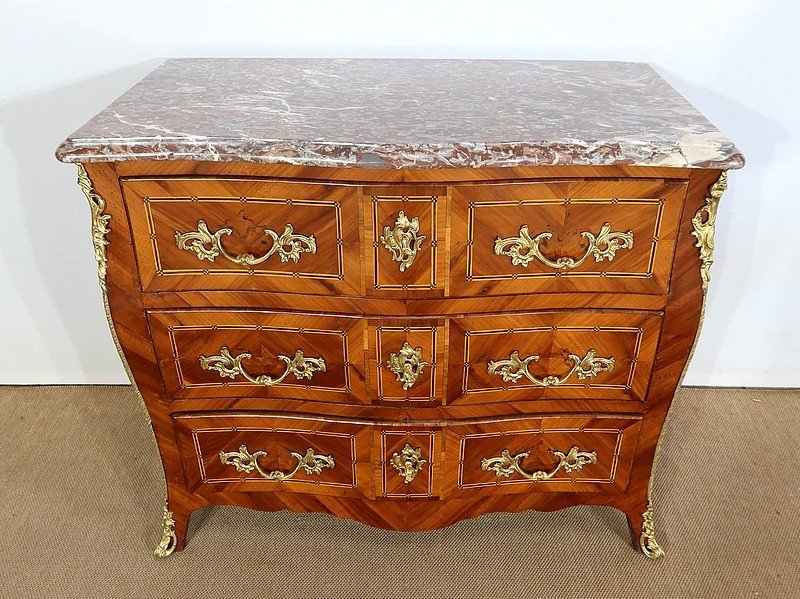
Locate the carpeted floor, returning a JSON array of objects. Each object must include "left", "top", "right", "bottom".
[{"left": 0, "top": 386, "right": 797, "bottom": 598}]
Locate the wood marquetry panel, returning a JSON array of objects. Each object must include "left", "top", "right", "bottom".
[
  {"left": 123, "top": 178, "right": 362, "bottom": 295},
  {"left": 450, "top": 179, "right": 687, "bottom": 296},
  {"left": 173, "top": 414, "right": 372, "bottom": 497},
  {"left": 446, "top": 415, "right": 642, "bottom": 496},
  {"left": 367, "top": 319, "right": 447, "bottom": 404},
  {"left": 79, "top": 159, "right": 725, "bottom": 549},
  {"left": 148, "top": 310, "right": 367, "bottom": 402},
  {"left": 447, "top": 310, "right": 661, "bottom": 403},
  {"left": 364, "top": 189, "right": 447, "bottom": 298},
  {"left": 378, "top": 429, "right": 440, "bottom": 498}
]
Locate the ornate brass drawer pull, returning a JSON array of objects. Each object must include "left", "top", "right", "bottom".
[
  {"left": 199, "top": 346, "right": 326, "bottom": 386},
  {"left": 482, "top": 445, "right": 597, "bottom": 481},
  {"left": 487, "top": 348, "right": 614, "bottom": 387},
  {"left": 176, "top": 219, "right": 316, "bottom": 265},
  {"left": 494, "top": 222, "right": 633, "bottom": 269},
  {"left": 380, "top": 211, "right": 425, "bottom": 271},
  {"left": 387, "top": 342, "right": 429, "bottom": 390},
  {"left": 220, "top": 444, "right": 335, "bottom": 481},
  {"left": 390, "top": 444, "right": 427, "bottom": 484}
]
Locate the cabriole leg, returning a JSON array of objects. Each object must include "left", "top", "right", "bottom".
[
  {"left": 626, "top": 499, "right": 665, "bottom": 559},
  {"left": 154, "top": 499, "right": 189, "bottom": 558}
]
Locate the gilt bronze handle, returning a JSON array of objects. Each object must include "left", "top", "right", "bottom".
[
  {"left": 482, "top": 445, "right": 597, "bottom": 481},
  {"left": 494, "top": 222, "right": 632, "bottom": 269},
  {"left": 176, "top": 219, "right": 316, "bottom": 266},
  {"left": 199, "top": 346, "right": 326, "bottom": 386},
  {"left": 487, "top": 348, "right": 614, "bottom": 387},
  {"left": 220, "top": 444, "right": 335, "bottom": 481}
]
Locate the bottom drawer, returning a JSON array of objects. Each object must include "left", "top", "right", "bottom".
[
  {"left": 173, "top": 414, "right": 372, "bottom": 497},
  {"left": 173, "top": 412, "right": 641, "bottom": 500},
  {"left": 445, "top": 415, "right": 642, "bottom": 495}
]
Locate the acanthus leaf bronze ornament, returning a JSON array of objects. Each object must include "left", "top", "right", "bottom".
[
  {"left": 691, "top": 171, "right": 727, "bottom": 291},
  {"left": 153, "top": 500, "right": 177, "bottom": 558},
  {"left": 487, "top": 348, "right": 614, "bottom": 387},
  {"left": 482, "top": 445, "right": 597, "bottom": 481},
  {"left": 199, "top": 346, "right": 326, "bottom": 386},
  {"left": 494, "top": 222, "right": 633, "bottom": 269},
  {"left": 76, "top": 164, "right": 111, "bottom": 290},
  {"left": 390, "top": 443, "right": 427, "bottom": 484},
  {"left": 176, "top": 219, "right": 316, "bottom": 266},
  {"left": 219, "top": 444, "right": 335, "bottom": 481},
  {"left": 639, "top": 500, "right": 665, "bottom": 559},
  {"left": 380, "top": 211, "right": 426, "bottom": 271},
  {"left": 387, "top": 342, "right": 429, "bottom": 390}
]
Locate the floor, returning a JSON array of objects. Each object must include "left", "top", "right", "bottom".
[{"left": 0, "top": 386, "right": 797, "bottom": 598}]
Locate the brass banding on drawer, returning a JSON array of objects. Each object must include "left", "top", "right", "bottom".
[
  {"left": 123, "top": 178, "right": 362, "bottom": 296},
  {"left": 148, "top": 310, "right": 368, "bottom": 403},
  {"left": 450, "top": 179, "right": 687, "bottom": 296},
  {"left": 447, "top": 310, "right": 661, "bottom": 404},
  {"left": 174, "top": 413, "right": 369, "bottom": 497},
  {"left": 447, "top": 415, "right": 642, "bottom": 495}
]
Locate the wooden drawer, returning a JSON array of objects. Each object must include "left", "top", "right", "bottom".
[
  {"left": 447, "top": 310, "right": 661, "bottom": 404},
  {"left": 123, "top": 178, "right": 361, "bottom": 295},
  {"left": 148, "top": 310, "right": 367, "bottom": 402},
  {"left": 445, "top": 415, "right": 642, "bottom": 496},
  {"left": 450, "top": 179, "right": 687, "bottom": 296},
  {"left": 173, "top": 414, "right": 371, "bottom": 497},
  {"left": 364, "top": 190, "right": 447, "bottom": 298},
  {"left": 366, "top": 318, "right": 447, "bottom": 405},
  {"left": 377, "top": 429, "right": 441, "bottom": 498}
]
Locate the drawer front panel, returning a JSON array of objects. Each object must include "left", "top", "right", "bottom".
[
  {"left": 149, "top": 310, "right": 367, "bottom": 402},
  {"left": 174, "top": 414, "right": 371, "bottom": 497},
  {"left": 123, "top": 178, "right": 361, "bottom": 295},
  {"left": 365, "top": 192, "right": 447, "bottom": 298},
  {"left": 450, "top": 179, "right": 687, "bottom": 296},
  {"left": 378, "top": 429, "right": 440, "bottom": 498},
  {"left": 448, "top": 311, "right": 661, "bottom": 403},
  {"left": 367, "top": 319, "right": 447, "bottom": 405},
  {"left": 446, "top": 416, "right": 641, "bottom": 495}
]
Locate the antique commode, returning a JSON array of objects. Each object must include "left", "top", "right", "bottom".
[{"left": 56, "top": 59, "right": 743, "bottom": 558}]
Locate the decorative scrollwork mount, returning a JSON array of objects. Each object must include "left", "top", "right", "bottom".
[
  {"left": 76, "top": 164, "right": 111, "bottom": 290},
  {"left": 219, "top": 444, "right": 335, "bottom": 481},
  {"left": 387, "top": 342, "right": 429, "bottom": 390},
  {"left": 153, "top": 501, "right": 177, "bottom": 558},
  {"left": 481, "top": 445, "right": 597, "bottom": 481},
  {"left": 691, "top": 172, "right": 727, "bottom": 291},
  {"left": 494, "top": 222, "right": 633, "bottom": 269},
  {"left": 380, "top": 211, "right": 426, "bottom": 271},
  {"left": 487, "top": 348, "right": 614, "bottom": 387},
  {"left": 390, "top": 444, "right": 427, "bottom": 483},
  {"left": 639, "top": 500, "right": 665, "bottom": 559},
  {"left": 199, "top": 346, "right": 326, "bottom": 386},
  {"left": 176, "top": 219, "right": 316, "bottom": 266}
]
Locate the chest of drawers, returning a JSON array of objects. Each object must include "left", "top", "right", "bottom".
[{"left": 57, "top": 59, "right": 743, "bottom": 558}]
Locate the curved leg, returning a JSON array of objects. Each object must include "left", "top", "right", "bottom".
[
  {"left": 626, "top": 499, "right": 665, "bottom": 559},
  {"left": 154, "top": 499, "right": 190, "bottom": 558}
]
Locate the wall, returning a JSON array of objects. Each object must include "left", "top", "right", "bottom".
[{"left": 1, "top": 0, "right": 797, "bottom": 385}]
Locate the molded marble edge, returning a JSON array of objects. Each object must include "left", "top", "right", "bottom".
[
  {"left": 55, "top": 137, "right": 745, "bottom": 169},
  {"left": 54, "top": 58, "right": 745, "bottom": 170}
]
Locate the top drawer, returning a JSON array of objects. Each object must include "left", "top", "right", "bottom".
[
  {"left": 123, "top": 178, "right": 362, "bottom": 295},
  {"left": 450, "top": 179, "right": 687, "bottom": 296},
  {"left": 123, "top": 176, "right": 686, "bottom": 298}
]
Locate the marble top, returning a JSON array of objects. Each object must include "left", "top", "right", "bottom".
[{"left": 56, "top": 58, "right": 744, "bottom": 170}]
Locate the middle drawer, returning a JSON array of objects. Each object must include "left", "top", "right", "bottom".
[{"left": 149, "top": 309, "right": 661, "bottom": 404}]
